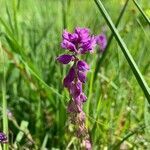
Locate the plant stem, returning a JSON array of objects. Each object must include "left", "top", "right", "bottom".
[{"left": 0, "top": 42, "right": 8, "bottom": 150}]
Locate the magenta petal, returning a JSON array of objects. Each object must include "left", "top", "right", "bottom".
[
  {"left": 74, "top": 92, "right": 87, "bottom": 104},
  {"left": 70, "top": 81, "right": 82, "bottom": 99},
  {"left": 77, "top": 60, "right": 89, "bottom": 71},
  {"left": 78, "top": 71, "right": 86, "bottom": 83},
  {"left": 62, "top": 30, "right": 70, "bottom": 41},
  {"left": 57, "top": 54, "right": 73, "bottom": 64},
  {"left": 62, "top": 30, "right": 78, "bottom": 43},
  {"left": 80, "top": 36, "right": 96, "bottom": 54},
  {"left": 63, "top": 67, "right": 75, "bottom": 87},
  {"left": 80, "top": 93, "right": 87, "bottom": 102},
  {"left": 61, "top": 39, "right": 77, "bottom": 52},
  {"left": 75, "top": 27, "right": 90, "bottom": 41}
]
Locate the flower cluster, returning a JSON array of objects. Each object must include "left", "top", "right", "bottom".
[
  {"left": 61, "top": 27, "right": 96, "bottom": 54},
  {"left": 0, "top": 132, "right": 7, "bottom": 143},
  {"left": 57, "top": 27, "right": 107, "bottom": 149},
  {"left": 96, "top": 33, "right": 107, "bottom": 52}
]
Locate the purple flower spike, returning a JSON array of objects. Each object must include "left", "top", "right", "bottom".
[
  {"left": 96, "top": 33, "right": 107, "bottom": 52},
  {"left": 0, "top": 132, "right": 7, "bottom": 143},
  {"left": 77, "top": 60, "right": 90, "bottom": 72},
  {"left": 61, "top": 39, "right": 77, "bottom": 52},
  {"left": 57, "top": 27, "right": 99, "bottom": 149},
  {"left": 63, "top": 67, "right": 75, "bottom": 87},
  {"left": 57, "top": 54, "right": 73, "bottom": 64}
]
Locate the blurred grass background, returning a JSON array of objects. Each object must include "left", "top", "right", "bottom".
[{"left": 0, "top": 0, "right": 150, "bottom": 149}]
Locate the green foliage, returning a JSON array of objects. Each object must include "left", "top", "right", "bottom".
[{"left": 0, "top": 0, "right": 150, "bottom": 149}]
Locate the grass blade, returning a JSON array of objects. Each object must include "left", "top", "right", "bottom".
[
  {"left": 0, "top": 42, "right": 8, "bottom": 150},
  {"left": 94, "top": 0, "right": 129, "bottom": 81},
  {"left": 94, "top": 0, "right": 150, "bottom": 102},
  {"left": 133, "top": 0, "right": 150, "bottom": 26},
  {"left": 14, "top": 120, "right": 29, "bottom": 149},
  {"left": 112, "top": 124, "right": 145, "bottom": 149}
]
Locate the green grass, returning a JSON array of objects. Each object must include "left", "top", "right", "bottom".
[{"left": 0, "top": 0, "right": 150, "bottom": 149}]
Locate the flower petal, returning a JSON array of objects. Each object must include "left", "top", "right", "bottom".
[
  {"left": 70, "top": 81, "right": 82, "bottom": 99},
  {"left": 67, "top": 100, "right": 82, "bottom": 113},
  {"left": 77, "top": 60, "right": 89, "bottom": 71},
  {"left": 78, "top": 71, "right": 86, "bottom": 83},
  {"left": 75, "top": 27, "right": 90, "bottom": 42},
  {"left": 57, "top": 54, "right": 73, "bottom": 64},
  {"left": 62, "top": 30, "right": 78, "bottom": 43},
  {"left": 80, "top": 36, "right": 96, "bottom": 54},
  {"left": 61, "top": 39, "right": 77, "bottom": 52},
  {"left": 63, "top": 67, "right": 75, "bottom": 87},
  {"left": 80, "top": 93, "right": 87, "bottom": 102}
]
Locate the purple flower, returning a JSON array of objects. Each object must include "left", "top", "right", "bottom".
[
  {"left": 75, "top": 27, "right": 90, "bottom": 42},
  {"left": 57, "top": 27, "right": 96, "bottom": 149},
  {"left": 96, "top": 33, "right": 107, "bottom": 52},
  {"left": 83, "top": 139, "right": 92, "bottom": 150},
  {"left": 61, "top": 27, "right": 96, "bottom": 54},
  {"left": 77, "top": 60, "right": 89, "bottom": 72},
  {"left": 57, "top": 54, "right": 73, "bottom": 64},
  {"left": 67, "top": 100, "right": 82, "bottom": 113},
  {"left": 62, "top": 30, "right": 78, "bottom": 43},
  {"left": 74, "top": 92, "right": 87, "bottom": 105},
  {"left": 78, "top": 71, "right": 86, "bottom": 83},
  {"left": 80, "top": 36, "right": 96, "bottom": 54},
  {"left": 70, "top": 81, "right": 82, "bottom": 99},
  {"left": 63, "top": 67, "right": 75, "bottom": 87},
  {"left": 61, "top": 39, "right": 77, "bottom": 52},
  {"left": 0, "top": 132, "right": 7, "bottom": 143},
  {"left": 80, "top": 93, "right": 87, "bottom": 102}
]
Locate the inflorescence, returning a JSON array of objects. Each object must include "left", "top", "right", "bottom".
[
  {"left": 57, "top": 27, "right": 107, "bottom": 149},
  {"left": 0, "top": 132, "right": 7, "bottom": 143}
]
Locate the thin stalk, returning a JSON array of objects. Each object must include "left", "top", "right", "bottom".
[
  {"left": 94, "top": 0, "right": 150, "bottom": 103},
  {"left": 35, "top": 97, "right": 42, "bottom": 141},
  {"left": 94, "top": 0, "right": 130, "bottom": 81},
  {"left": 0, "top": 42, "right": 8, "bottom": 150}
]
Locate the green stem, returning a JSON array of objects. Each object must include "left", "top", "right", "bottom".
[{"left": 0, "top": 42, "right": 8, "bottom": 150}]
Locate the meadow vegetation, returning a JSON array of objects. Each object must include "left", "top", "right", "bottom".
[{"left": 0, "top": 0, "right": 150, "bottom": 149}]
